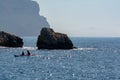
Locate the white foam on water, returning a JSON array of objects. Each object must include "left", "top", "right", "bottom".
[
  {"left": 0, "top": 46, "right": 97, "bottom": 51},
  {"left": 0, "top": 46, "right": 7, "bottom": 48},
  {"left": 0, "top": 46, "right": 37, "bottom": 50},
  {"left": 73, "top": 48, "right": 98, "bottom": 51},
  {"left": 22, "top": 46, "right": 37, "bottom": 50}
]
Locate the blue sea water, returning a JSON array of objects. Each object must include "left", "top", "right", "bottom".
[{"left": 0, "top": 37, "right": 120, "bottom": 80}]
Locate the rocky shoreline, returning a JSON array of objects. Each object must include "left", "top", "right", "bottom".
[{"left": 0, "top": 28, "right": 74, "bottom": 49}]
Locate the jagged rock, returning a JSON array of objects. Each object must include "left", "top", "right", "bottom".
[
  {"left": 0, "top": 31, "right": 23, "bottom": 47},
  {"left": 36, "top": 28, "right": 74, "bottom": 49}
]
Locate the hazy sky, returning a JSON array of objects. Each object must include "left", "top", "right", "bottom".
[{"left": 35, "top": 0, "right": 120, "bottom": 37}]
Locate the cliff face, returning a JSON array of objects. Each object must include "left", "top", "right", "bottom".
[
  {"left": 0, "top": 0, "right": 50, "bottom": 36},
  {"left": 37, "top": 28, "right": 73, "bottom": 49},
  {"left": 0, "top": 31, "right": 23, "bottom": 47}
]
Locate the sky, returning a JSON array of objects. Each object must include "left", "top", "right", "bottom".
[{"left": 35, "top": 0, "right": 120, "bottom": 37}]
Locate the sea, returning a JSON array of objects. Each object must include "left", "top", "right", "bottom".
[{"left": 0, "top": 37, "right": 120, "bottom": 80}]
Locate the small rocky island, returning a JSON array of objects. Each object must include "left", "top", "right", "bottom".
[
  {"left": 0, "top": 31, "right": 23, "bottom": 47},
  {"left": 36, "top": 28, "right": 74, "bottom": 49}
]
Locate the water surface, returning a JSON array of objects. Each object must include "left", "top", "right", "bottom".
[{"left": 0, "top": 37, "right": 120, "bottom": 80}]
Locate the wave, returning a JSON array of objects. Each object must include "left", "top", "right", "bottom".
[
  {"left": 0, "top": 46, "right": 97, "bottom": 51},
  {"left": 22, "top": 46, "right": 37, "bottom": 50},
  {"left": 0, "top": 46, "right": 8, "bottom": 49},
  {"left": 73, "top": 48, "right": 98, "bottom": 51},
  {"left": 0, "top": 46, "right": 37, "bottom": 50}
]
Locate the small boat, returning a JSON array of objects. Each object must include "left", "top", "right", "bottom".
[
  {"left": 14, "top": 55, "right": 23, "bottom": 57},
  {"left": 14, "top": 54, "right": 35, "bottom": 57}
]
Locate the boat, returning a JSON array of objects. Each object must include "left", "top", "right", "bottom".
[{"left": 14, "top": 54, "right": 35, "bottom": 57}]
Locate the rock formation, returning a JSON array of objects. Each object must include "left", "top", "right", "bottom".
[
  {"left": 0, "top": 31, "right": 23, "bottom": 47},
  {"left": 0, "top": 0, "right": 50, "bottom": 36},
  {"left": 37, "top": 28, "right": 74, "bottom": 49}
]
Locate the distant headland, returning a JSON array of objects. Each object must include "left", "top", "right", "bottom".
[{"left": 0, "top": 0, "right": 50, "bottom": 36}]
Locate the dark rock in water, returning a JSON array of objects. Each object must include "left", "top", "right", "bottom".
[
  {"left": 36, "top": 28, "right": 74, "bottom": 49},
  {"left": 0, "top": 31, "right": 23, "bottom": 47}
]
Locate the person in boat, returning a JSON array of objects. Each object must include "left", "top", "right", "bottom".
[
  {"left": 21, "top": 51, "right": 25, "bottom": 56},
  {"left": 14, "top": 51, "right": 33, "bottom": 57},
  {"left": 27, "top": 50, "right": 31, "bottom": 56}
]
